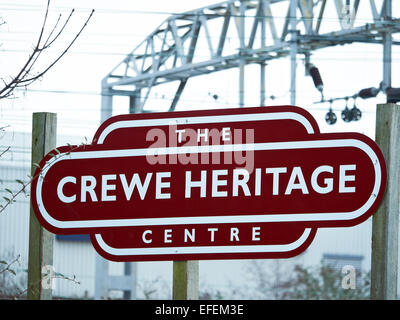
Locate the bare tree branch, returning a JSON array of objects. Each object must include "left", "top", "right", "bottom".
[
  {"left": 0, "top": 254, "right": 20, "bottom": 275},
  {"left": 0, "top": 146, "right": 10, "bottom": 159},
  {"left": 0, "top": 142, "right": 89, "bottom": 215},
  {"left": 0, "top": 0, "right": 95, "bottom": 99}
]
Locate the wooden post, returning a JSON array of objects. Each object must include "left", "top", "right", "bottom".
[
  {"left": 27, "top": 112, "right": 57, "bottom": 300},
  {"left": 371, "top": 103, "right": 399, "bottom": 300},
  {"left": 172, "top": 261, "right": 199, "bottom": 300}
]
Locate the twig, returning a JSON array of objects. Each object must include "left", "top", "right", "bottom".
[
  {"left": 0, "top": 146, "right": 10, "bottom": 159},
  {"left": 0, "top": 143, "right": 87, "bottom": 215},
  {"left": 12, "top": 272, "right": 80, "bottom": 299},
  {"left": 0, "top": 255, "right": 21, "bottom": 275},
  {"left": 0, "top": 1, "right": 95, "bottom": 99}
]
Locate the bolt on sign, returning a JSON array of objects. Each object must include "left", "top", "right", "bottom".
[{"left": 31, "top": 106, "right": 387, "bottom": 261}]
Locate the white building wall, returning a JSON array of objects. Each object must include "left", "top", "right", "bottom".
[
  {"left": 0, "top": 166, "right": 31, "bottom": 269},
  {"left": 53, "top": 240, "right": 96, "bottom": 298},
  {"left": 302, "top": 221, "right": 373, "bottom": 269}
]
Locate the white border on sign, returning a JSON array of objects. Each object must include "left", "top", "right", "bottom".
[
  {"left": 96, "top": 111, "right": 316, "bottom": 144},
  {"left": 94, "top": 228, "right": 313, "bottom": 256},
  {"left": 35, "top": 139, "right": 381, "bottom": 229}
]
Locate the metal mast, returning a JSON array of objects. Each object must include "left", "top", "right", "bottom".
[{"left": 101, "top": 0, "right": 399, "bottom": 122}]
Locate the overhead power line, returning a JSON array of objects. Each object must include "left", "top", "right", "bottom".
[
  {"left": 1, "top": 2, "right": 399, "bottom": 25},
  {"left": 100, "top": 0, "right": 399, "bottom": 123}
]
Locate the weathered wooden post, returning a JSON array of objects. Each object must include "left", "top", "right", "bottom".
[
  {"left": 371, "top": 103, "right": 399, "bottom": 300},
  {"left": 172, "top": 260, "right": 199, "bottom": 300},
  {"left": 27, "top": 112, "right": 57, "bottom": 300}
]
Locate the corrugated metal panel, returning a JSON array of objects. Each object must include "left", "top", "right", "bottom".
[
  {"left": 0, "top": 165, "right": 97, "bottom": 298},
  {"left": 0, "top": 166, "right": 31, "bottom": 263},
  {"left": 53, "top": 240, "right": 95, "bottom": 298}
]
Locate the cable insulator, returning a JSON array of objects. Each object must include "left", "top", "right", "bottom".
[
  {"left": 386, "top": 87, "right": 400, "bottom": 103},
  {"left": 358, "top": 87, "right": 379, "bottom": 99},
  {"left": 350, "top": 99, "right": 362, "bottom": 121},
  {"left": 325, "top": 108, "right": 337, "bottom": 125},
  {"left": 308, "top": 65, "right": 324, "bottom": 92},
  {"left": 351, "top": 106, "right": 362, "bottom": 121},
  {"left": 341, "top": 100, "right": 353, "bottom": 123}
]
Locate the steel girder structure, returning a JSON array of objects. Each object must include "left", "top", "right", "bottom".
[{"left": 101, "top": 0, "right": 399, "bottom": 122}]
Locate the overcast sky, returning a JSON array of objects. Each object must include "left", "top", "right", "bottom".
[{"left": 0, "top": 0, "right": 399, "bottom": 147}]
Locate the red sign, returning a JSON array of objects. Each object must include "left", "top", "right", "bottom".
[{"left": 31, "top": 106, "right": 387, "bottom": 261}]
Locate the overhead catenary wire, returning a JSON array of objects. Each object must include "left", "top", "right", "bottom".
[
  {"left": 1, "top": 2, "right": 400, "bottom": 29},
  {"left": 1, "top": 87, "right": 378, "bottom": 116},
  {"left": 1, "top": 2, "right": 396, "bottom": 23},
  {"left": 1, "top": 1, "right": 396, "bottom": 131}
]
